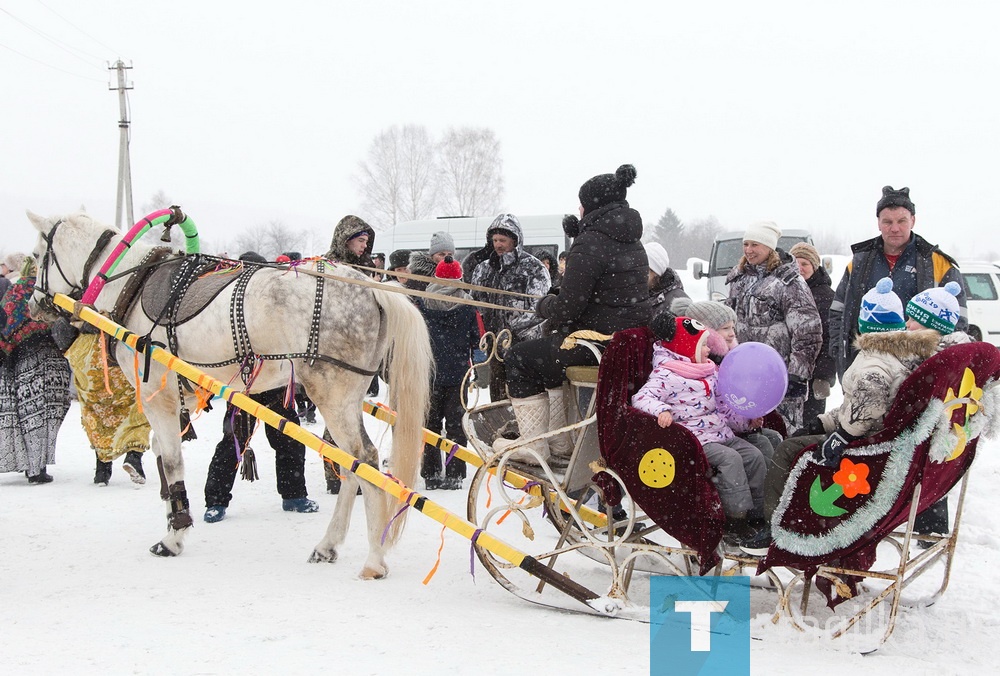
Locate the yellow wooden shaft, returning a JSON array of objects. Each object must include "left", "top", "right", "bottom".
[{"left": 54, "top": 294, "right": 532, "bottom": 568}]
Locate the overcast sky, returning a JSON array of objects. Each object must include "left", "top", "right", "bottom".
[{"left": 3, "top": 1, "right": 998, "bottom": 260}]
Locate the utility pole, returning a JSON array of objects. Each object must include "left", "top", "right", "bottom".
[{"left": 109, "top": 60, "right": 134, "bottom": 230}]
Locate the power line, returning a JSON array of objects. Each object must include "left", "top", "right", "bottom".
[
  {"left": 32, "top": 0, "right": 122, "bottom": 57},
  {"left": 0, "top": 41, "right": 105, "bottom": 82},
  {"left": 0, "top": 6, "right": 107, "bottom": 70}
]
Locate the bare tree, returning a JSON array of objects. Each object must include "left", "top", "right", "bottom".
[
  {"left": 355, "top": 125, "right": 440, "bottom": 228},
  {"left": 141, "top": 189, "right": 173, "bottom": 215},
  {"left": 356, "top": 127, "right": 403, "bottom": 228},
  {"left": 399, "top": 125, "right": 438, "bottom": 221},
  {"left": 437, "top": 126, "right": 504, "bottom": 217},
  {"left": 683, "top": 215, "right": 724, "bottom": 263},
  {"left": 226, "top": 220, "right": 311, "bottom": 260}
]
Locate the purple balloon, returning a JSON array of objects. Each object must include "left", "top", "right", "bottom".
[{"left": 717, "top": 342, "right": 788, "bottom": 415}]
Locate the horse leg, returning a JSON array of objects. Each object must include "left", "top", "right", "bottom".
[
  {"left": 305, "top": 375, "right": 390, "bottom": 578},
  {"left": 142, "top": 381, "right": 193, "bottom": 557}
]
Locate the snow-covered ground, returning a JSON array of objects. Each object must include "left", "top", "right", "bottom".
[
  {"left": 3, "top": 268, "right": 998, "bottom": 674},
  {"left": 2, "top": 396, "right": 999, "bottom": 675}
]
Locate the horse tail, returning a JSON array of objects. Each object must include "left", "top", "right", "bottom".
[{"left": 371, "top": 286, "right": 433, "bottom": 546}]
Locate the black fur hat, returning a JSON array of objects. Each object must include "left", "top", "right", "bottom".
[
  {"left": 238, "top": 251, "right": 267, "bottom": 263},
  {"left": 876, "top": 186, "right": 915, "bottom": 216},
  {"left": 562, "top": 214, "right": 580, "bottom": 238},
  {"left": 578, "top": 164, "right": 637, "bottom": 216},
  {"left": 388, "top": 249, "right": 412, "bottom": 271},
  {"left": 650, "top": 309, "right": 677, "bottom": 342}
]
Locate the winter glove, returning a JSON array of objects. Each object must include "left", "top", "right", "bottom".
[
  {"left": 536, "top": 294, "right": 557, "bottom": 319},
  {"left": 814, "top": 427, "right": 859, "bottom": 467},
  {"left": 50, "top": 317, "right": 80, "bottom": 352},
  {"left": 791, "top": 416, "right": 826, "bottom": 438},
  {"left": 562, "top": 214, "right": 580, "bottom": 239},
  {"left": 811, "top": 378, "right": 832, "bottom": 400},
  {"left": 20, "top": 256, "right": 37, "bottom": 278},
  {"left": 785, "top": 375, "right": 807, "bottom": 399}
]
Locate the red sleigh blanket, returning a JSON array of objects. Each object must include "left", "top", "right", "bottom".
[
  {"left": 593, "top": 327, "right": 726, "bottom": 573},
  {"left": 760, "top": 342, "right": 1000, "bottom": 594}
]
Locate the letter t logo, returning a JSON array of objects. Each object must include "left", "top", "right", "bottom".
[{"left": 674, "top": 600, "right": 729, "bottom": 651}]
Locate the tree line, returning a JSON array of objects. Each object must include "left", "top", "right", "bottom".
[{"left": 142, "top": 127, "right": 854, "bottom": 262}]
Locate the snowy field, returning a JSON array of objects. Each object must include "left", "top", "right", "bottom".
[
  {"left": 2, "top": 269, "right": 999, "bottom": 675},
  {"left": 2, "top": 396, "right": 999, "bottom": 675}
]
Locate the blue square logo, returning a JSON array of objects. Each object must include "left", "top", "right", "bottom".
[{"left": 650, "top": 576, "right": 750, "bottom": 675}]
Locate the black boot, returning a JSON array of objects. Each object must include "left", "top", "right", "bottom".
[
  {"left": 94, "top": 454, "right": 112, "bottom": 485},
  {"left": 27, "top": 468, "right": 54, "bottom": 484},
  {"left": 122, "top": 450, "right": 146, "bottom": 485}
]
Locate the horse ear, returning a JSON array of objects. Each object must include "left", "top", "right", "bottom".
[{"left": 26, "top": 210, "right": 50, "bottom": 233}]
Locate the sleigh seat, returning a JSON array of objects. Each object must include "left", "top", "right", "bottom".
[{"left": 753, "top": 340, "right": 1000, "bottom": 645}]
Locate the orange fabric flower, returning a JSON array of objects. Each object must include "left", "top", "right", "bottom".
[{"left": 832, "top": 458, "right": 871, "bottom": 499}]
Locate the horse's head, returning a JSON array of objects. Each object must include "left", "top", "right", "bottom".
[{"left": 26, "top": 210, "right": 114, "bottom": 321}]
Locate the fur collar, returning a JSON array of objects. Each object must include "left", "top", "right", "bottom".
[{"left": 853, "top": 329, "right": 940, "bottom": 360}]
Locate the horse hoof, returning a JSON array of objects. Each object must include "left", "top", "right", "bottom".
[
  {"left": 359, "top": 564, "right": 387, "bottom": 580},
  {"left": 149, "top": 541, "right": 180, "bottom": 557},
  {"left": 308, "top": 548, "right": 337, "bottom": 564}
]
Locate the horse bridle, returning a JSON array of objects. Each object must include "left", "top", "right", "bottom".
[{"left": 35, "top": 219, "right": 117, "bottom": 316}]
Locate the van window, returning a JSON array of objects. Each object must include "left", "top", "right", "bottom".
[
  {"left": 964, "top": 273, "right": 998, "bottom": 301},
  {"left": 711, "top": 239, "right": 744, "bottom": 276}
]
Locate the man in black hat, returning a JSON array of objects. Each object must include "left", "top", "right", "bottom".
[
  {"left": 829, "top": 186, "right": 967, "bottom": 380},
  {"left": 828, "top": 186, "right": 967, "bottom": 539}
]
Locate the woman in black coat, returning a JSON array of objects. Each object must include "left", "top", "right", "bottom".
[
  {"left": 790, "top": 243, "right": 836, "bottom": 419},
  {"left": 496, "top": 165, "right": 651, "bottom": 464}
]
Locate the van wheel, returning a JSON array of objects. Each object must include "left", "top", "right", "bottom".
[{"left": 969, "top": 325, "right": 983, "bottom": 342}]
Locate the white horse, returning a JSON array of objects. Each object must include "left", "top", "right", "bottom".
[{"left": 27, "top": 210, "right": 432, "bottom": 579}]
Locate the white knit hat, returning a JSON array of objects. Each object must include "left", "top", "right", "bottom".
[
  {"left": 643, "top": 242, "right": 670, "bottom": 276},
  {"left": 743, "top": 220, "right": 781, "bottom": 251},
  {"left": 858, "top": 277, "right": 906, "bottom": 333},
  {"left": 906, "top": 281, "right": 963, "bottom": 334}
]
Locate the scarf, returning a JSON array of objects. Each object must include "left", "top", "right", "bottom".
[{"left": 658, "top": 359, "right": 717, "bottom": 380}]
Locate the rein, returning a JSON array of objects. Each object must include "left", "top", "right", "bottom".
[
  {"left": 344, "top": 262, "right": 544, "bottom": 301},
  {"left": 282, "top": 261, "right": 539, "bottom": 315}
]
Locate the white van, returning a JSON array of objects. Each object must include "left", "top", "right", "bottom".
[
  {"left": 690, "top": 229, "right": 816, "bottom": 301},
  {"left": 959, "top": 261, "right": 1000, "bottom": 346},
  {"left": 375, "top": 214, "right": 571, "bottom": 263}
]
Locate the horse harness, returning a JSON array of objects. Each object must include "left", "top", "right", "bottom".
[
  {"left": 36, "top": 220, "right": 117, "bottom": 316},
  {"left": 121, "top": 254, "right": 379, "bottom": 387}
]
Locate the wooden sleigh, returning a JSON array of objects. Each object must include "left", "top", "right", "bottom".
[{"left": 460, "top": 326, "right": 1000, "bottom": 647}]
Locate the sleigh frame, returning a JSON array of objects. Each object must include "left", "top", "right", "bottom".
[{"left": 458, "top": 327, "right": 997, "bottom": 647}]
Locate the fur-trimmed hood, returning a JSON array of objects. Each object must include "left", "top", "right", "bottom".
[{"left": 853, "top": 328, "right": 940, "bottom": 362}]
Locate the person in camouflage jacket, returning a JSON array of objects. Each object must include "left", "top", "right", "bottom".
[
  {"left": 470, "top": 214, "right": 549, "bottom": 342},
  {"left": 468, "top": 213, "right": 549, "bottom": 401},
  {"left": 726, "top": 221, "right": 821, "bottom": 433},
  {"left": 324, "top": 215, "right": 377, "bottom": 270}
]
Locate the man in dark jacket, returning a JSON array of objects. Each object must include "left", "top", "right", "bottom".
[
  {"left": 497, "top": 164, "right": 651, "bottom": 465},
  {"left": 828, "top": 185, "right": 966, "bottom": 537},
  {"left": 790, "top": 242, "right": 836, "bottom": 419},
  {"left": 829, "top": 186, "right": 966, "bottom": 381}
]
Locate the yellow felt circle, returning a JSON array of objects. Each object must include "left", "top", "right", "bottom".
[{"left": 638, "top": 448, "right": 676, "bottom": 488}]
